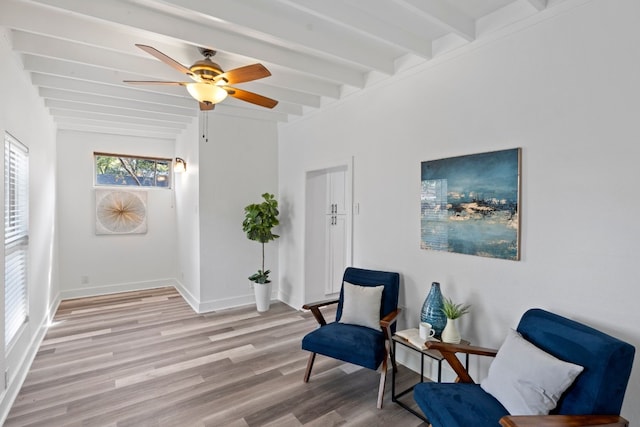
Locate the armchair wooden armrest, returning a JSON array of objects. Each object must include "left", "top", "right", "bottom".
[
  {"left": 499, "top": 415, "right": 628, "bottom": 427},
  {"left": 379, "top": 308, "right": 401, "bottom": 329},
  {"left": 425, "top": 341, "right": 498, "bottom": 357},
  {"left": 302, "top": 298, "right": 339, "bottom": 326},
  {"left": 425, "top": 340, "right": 498, "bottom": 383},
  {"left": 379, "top": 308, "right": 401, "bottom": 340}
]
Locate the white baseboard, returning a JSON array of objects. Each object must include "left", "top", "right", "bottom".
[
  {"left": 59, "top": 279, "right": 178, "bottom": 300},
  {"left": 173, "top": 281, "right": 256, "bottom": 313},
  {"left": 189, "top": 283, "right": 281, "bottom": 314},
  {"left": 197, "top": 294, "right": 257, "bottom": 313},
  {"left": 172, "top": 281, "right": 200, "bottom": 313},
  {"left": 59, "top": 279, "right": 279, "bottom": 314}
]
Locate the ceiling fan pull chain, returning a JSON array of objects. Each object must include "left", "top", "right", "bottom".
[
  {"left": 200, "top": 110, "right": 209, "bottom": 143},
  {"left": 205, "top": 111, "right": 209, "bottom": 143}
]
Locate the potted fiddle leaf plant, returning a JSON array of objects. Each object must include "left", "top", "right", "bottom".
[
  {"left": 440, "top": 297, "right": 471, "bottom": 343},
  {"left": 242, "top": 193, "right": 279, "bottom": 312}
]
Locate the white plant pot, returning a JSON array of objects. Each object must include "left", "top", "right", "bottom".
[
  {"left": 441, "top": 318, "right": 461, "bottom": 344},
  {"left": 253, "top": 282, "right": 272, "bottom": 312}
]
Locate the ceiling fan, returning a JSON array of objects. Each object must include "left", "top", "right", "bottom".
[{"left": 124, "top": 44, "right": 278, "bottom": 111}]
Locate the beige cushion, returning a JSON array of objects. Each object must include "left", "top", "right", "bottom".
[
  {"left": 339, "top": 281, "right": 384, "bottom": 330},
  {"left": 480, "top": 329, "right": 584, "bottom": 415}
]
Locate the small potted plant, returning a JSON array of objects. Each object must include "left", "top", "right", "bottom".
[
  {"left": 440, "top": 297, "right": 471, "bottom": 343},
  {"left": 242, "top": 193, "right": 279, "bottom": 312}
]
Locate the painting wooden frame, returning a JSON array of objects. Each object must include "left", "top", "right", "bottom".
[{"left": 420, "top": 148, "right": 521, "bottom": 260}]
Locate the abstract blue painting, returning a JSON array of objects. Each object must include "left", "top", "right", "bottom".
[{"left": 421, "top": 148, "right": 521, "bottom": 260}]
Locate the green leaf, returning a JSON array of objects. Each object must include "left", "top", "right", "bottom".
[
  {"left": 441, "top": 297, "right": 471, "bottom": 319},
  {"left": 248, "top": 269, "right": 271, "bottom": 284},
  {"left": 242, "top": 193, "right": 280, "bottom": 244}
]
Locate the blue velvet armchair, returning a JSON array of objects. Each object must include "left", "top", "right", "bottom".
[
  {"left": 413, "top": 308, "right": 635, "bottom": 427},
  {"left": 301, "top": 267, "right": 400, "bottom": 408}
]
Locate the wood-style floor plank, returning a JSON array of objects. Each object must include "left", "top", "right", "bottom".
[{"left": 6, "top": 287, "right": 428, "bottom": 426}]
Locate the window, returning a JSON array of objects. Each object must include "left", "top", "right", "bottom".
[
  {"left": 94, "top": 153, "right": 171, "bottom": 188},
  {"left": 4, "top": 133, "right": 29, "bottom": 349}
]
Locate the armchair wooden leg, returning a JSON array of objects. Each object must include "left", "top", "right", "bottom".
[
  {"left": 377, "top": 356, "right": 388, "bottom": 409},
  {"left": 303, "top": 352, "right": 316, "bottom": 383}
]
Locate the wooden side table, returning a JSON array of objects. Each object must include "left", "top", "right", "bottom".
[{"left": 391, "top": 334, "right": 470, "bottom": 421}]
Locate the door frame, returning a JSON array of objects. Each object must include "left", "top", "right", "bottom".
[{"left": 302, "top": 157, "right": 353, "bottom": 305}]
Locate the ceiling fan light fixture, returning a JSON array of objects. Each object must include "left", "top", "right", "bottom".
[
  {"left": 186, "top": 83, "right": 228, "bottom": 104},
  {"left": 126, "top": 44, "right": 277, "bottom": 110}
]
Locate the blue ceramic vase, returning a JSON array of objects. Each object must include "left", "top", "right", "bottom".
[{"left": 420, "top": 282, "right": 447, "bottom": 337}]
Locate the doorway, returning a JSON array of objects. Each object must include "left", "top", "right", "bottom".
[{"left": 304, "top": 162, "right": 352, "bottom": 303}]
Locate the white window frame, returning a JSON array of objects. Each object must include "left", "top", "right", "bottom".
[
  {"left": 4, "top": 132, "right": 29, "bottom": 350},
  {"left": 94, "top": 152, "right": 172, "bottom": 189}
]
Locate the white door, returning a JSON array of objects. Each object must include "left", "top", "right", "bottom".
[
  {"left": 325, "top": 213, "right": 347, "bottom": 294},
  {"left": 304, "top": 162, "right": 352, "bottom": 302},
  {"left": 326, "top": 168, "right": 347, "bottom": 215}
]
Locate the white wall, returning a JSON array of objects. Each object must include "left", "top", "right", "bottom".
[
  {"left": 279, "top": 0, "right": 640, "bottom": 420},
  {"left": 56, "top": 131, "right": 178, "bottom": 298},
  {"left": 0, "top": 28, "right": 58, "bottom": 421},
  {"left": 174, "top": 118, "right": 201, "bottom": 308},
  {"left": 198, "top": 115, "right": 279, "bottom": 311}
]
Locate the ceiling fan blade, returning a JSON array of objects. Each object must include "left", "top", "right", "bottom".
[
  {"left": 199, "top": 102, "right": 215, "bottom": 111},
  {"left": 217, "top": 64, "right": 271, "bottom": 85},
  {"left": 135, "top": 44, "right": 194, "bottom": 77},
  {"left": 123, "top": 80, "right": 187, "bottom": 85},
  {"left": 226, "top": 87, "right": 278, "bottom": 109}
]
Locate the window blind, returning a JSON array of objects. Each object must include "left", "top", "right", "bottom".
[{"left": 4, "top": 133, "right": 29, "bottom": 349}]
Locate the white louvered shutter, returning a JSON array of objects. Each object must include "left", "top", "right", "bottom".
[{"left": 4, "top": 133, "right": 29, "bottom": 349}]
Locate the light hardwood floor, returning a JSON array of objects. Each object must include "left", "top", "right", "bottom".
[{"left": 6, "top": 287, "right": 429, "bottom": 427}]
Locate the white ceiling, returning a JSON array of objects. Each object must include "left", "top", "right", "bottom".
[{"left": 1, "top": 0, "right": 581, "bottom": 140}]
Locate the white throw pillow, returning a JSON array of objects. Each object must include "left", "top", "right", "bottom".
[
  {"left": 339, "top": 281, "right": 384, "bottom": 330},
  {"left": 480, "top": 328, "right": 584, "bottom": 415}
]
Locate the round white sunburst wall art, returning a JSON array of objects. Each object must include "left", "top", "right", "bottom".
[{"left": 95, "top": 189, "right": 148, "bottom": 235}]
